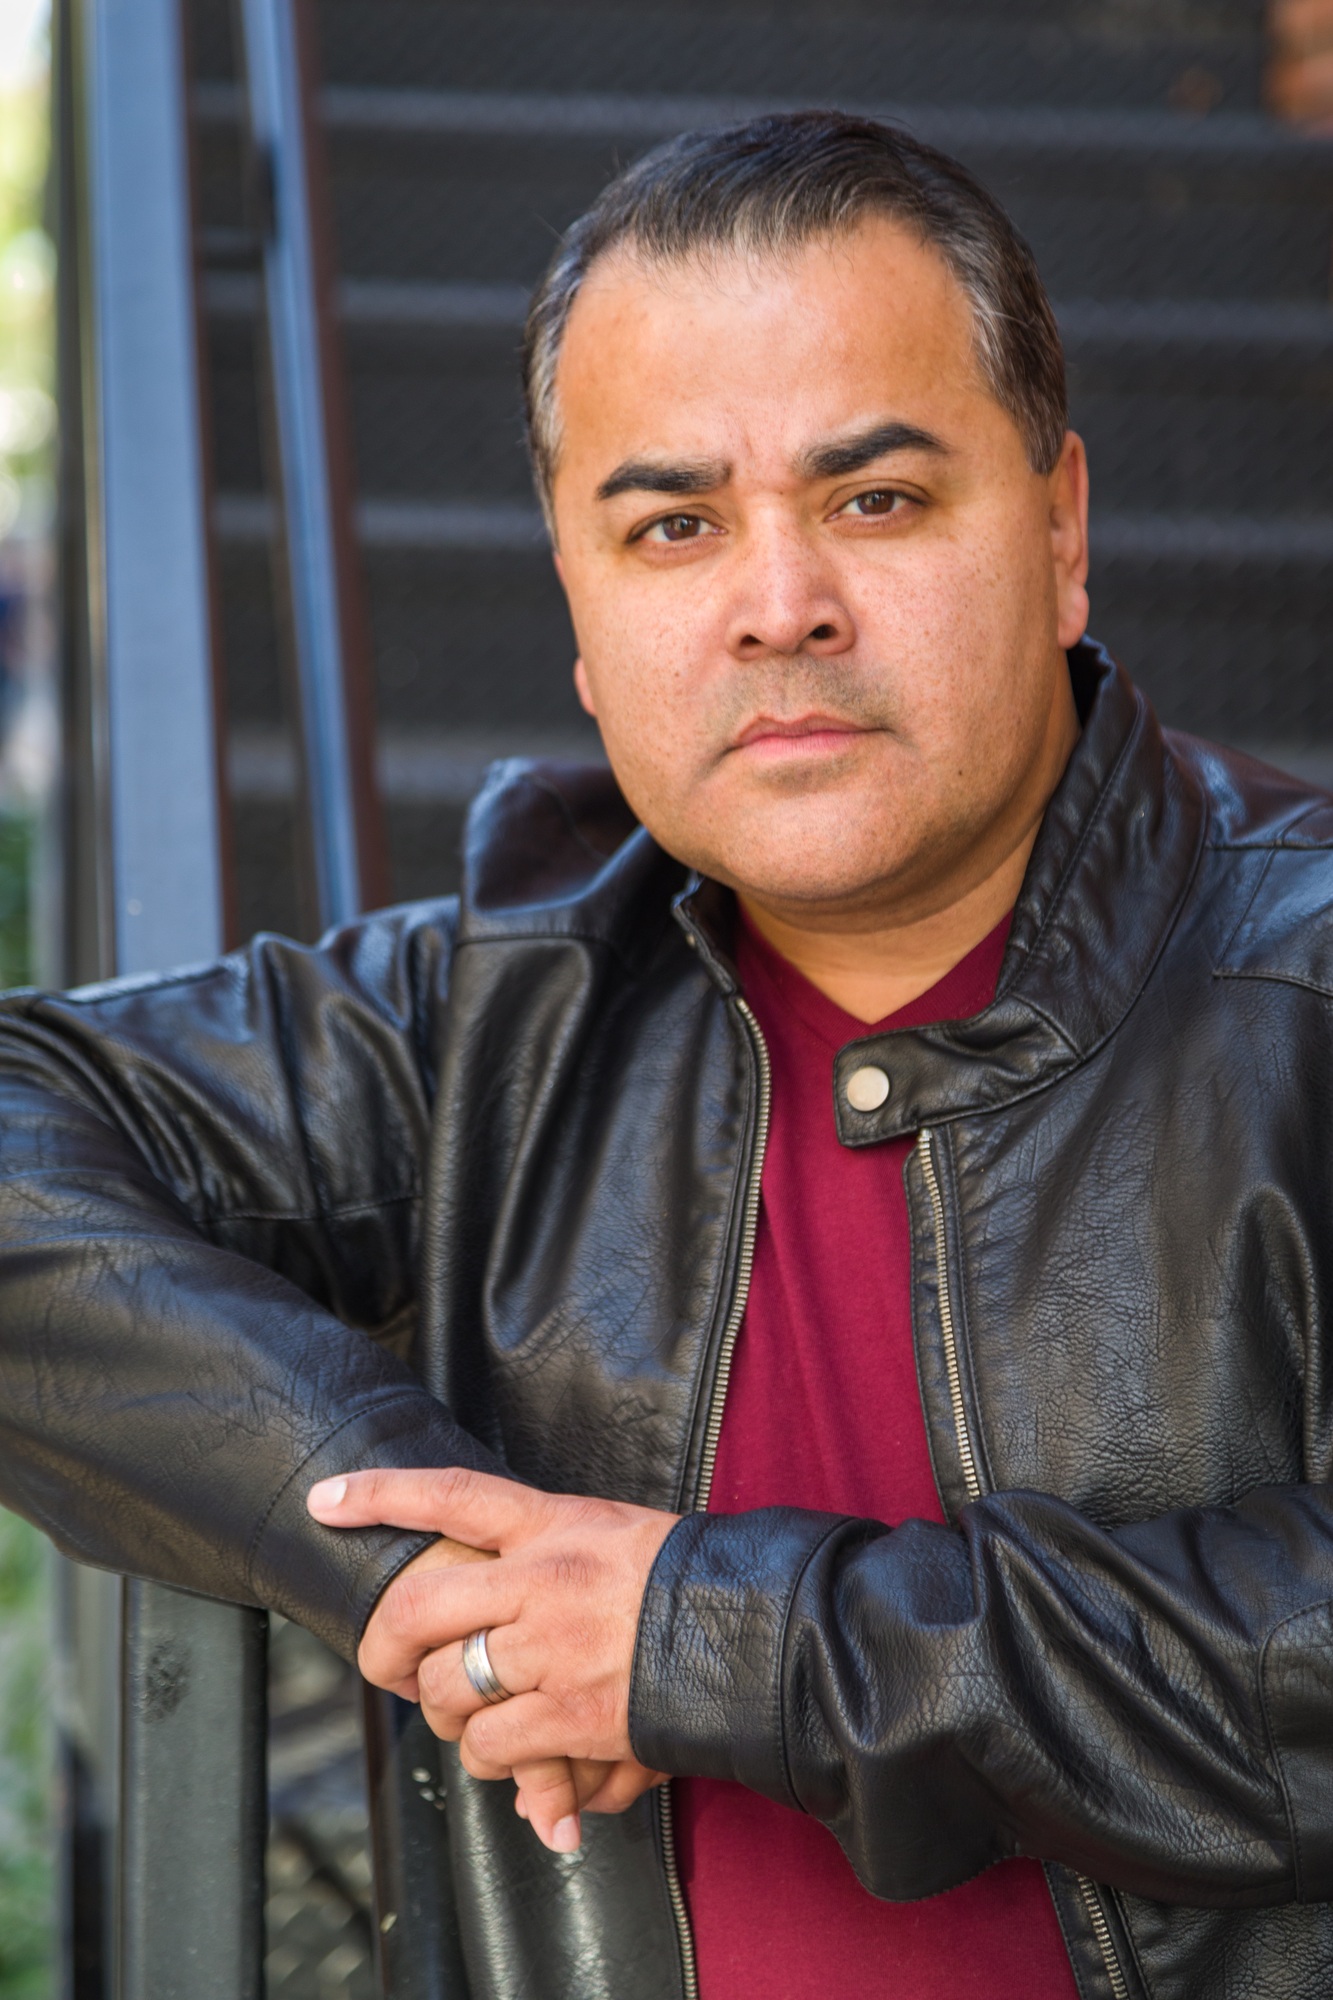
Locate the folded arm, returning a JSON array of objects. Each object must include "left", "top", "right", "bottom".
[
  {"left": 0, "top": 905, "right": 499, "bottom": 1657},
  {"left": 337, "top": 1465, "right": 1333, "bottom": 1905},
  {"left": 633, "top": 1482, "right": 1333, "bottom": 1905}
]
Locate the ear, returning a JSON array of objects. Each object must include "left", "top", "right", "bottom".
[
  {"left": 573, "top": 656, "right": 597, "bottom": 717},
  {"left": 1050, "top": 430, "right": 1090, "bottom": 651}
]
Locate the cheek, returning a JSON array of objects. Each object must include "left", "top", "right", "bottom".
[
  {"left": 848, "top": 527, "right": 1052, "bottom": 760},
  {"left": 896, "top": 497, "right": 1046, "bottom": 629},
  {"left": 572, "top": 579, "right": 721, "bottom": 755},
  {"left": 850, "top": 533, "right": 1009, "bottom": 691}
]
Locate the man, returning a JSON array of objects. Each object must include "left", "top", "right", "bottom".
[{"left": 3, "top": 110, "right": 1333, "bottom": 1999}]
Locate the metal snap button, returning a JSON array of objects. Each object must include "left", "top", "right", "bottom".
[{"left": 845, "top": 1064, "right": 890, "bottom": 1112}]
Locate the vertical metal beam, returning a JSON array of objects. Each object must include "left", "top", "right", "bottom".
[
  {"left": 69, "top": 2, "right": 267, "bottom": 1995},
  {"left": 83, "top": 0, "right": 225, "bottom": 973},
  {"left": 117, "top": 1594, "right": 267, "bottom": 2000},
  {"left": 363, "top": 1692, "right": 469, "bottom": 2000},
  {"left": 238, "top": 0, "right": 388, "bottom": 927},
  {"left": 52, "top": 15, "right": 114, "bottom": 1986},
  {"left": 235, "top": 15, "right": 437, "bottom": 1989}
]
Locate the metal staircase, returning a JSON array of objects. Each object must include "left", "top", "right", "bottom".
[{"left": 190, "top": 0, "right": 1333, "bottom": 944}]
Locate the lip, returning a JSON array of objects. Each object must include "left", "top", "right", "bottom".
[{"left": 729, "top": 713, "right": 871, "bottom": 756}]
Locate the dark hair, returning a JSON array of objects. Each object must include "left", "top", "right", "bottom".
[{"left": 522, "top": 109, "right": 1067, "bottom": 527}]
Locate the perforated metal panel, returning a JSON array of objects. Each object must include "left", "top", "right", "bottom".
[{"left": 190, "top": 0, "right": 1333, "bottom": 937}]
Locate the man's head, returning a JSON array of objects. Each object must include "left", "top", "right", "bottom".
[{"left": 522, "top": 112, "right": 1090, "bottom": 936}]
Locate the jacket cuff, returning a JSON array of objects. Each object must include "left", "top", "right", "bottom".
[
  {"left": 628, "top": 1507, "right": 849, "bottom": 1804},
  {"left": 248, "top": 1389, "right": 506, "bottom": 1661},
  {"left": 1263, "top": 1596, "right": 1333, "bottom": 1900}
]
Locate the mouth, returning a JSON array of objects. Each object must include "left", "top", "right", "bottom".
[{"left": 728, "top": 713, "right": 873, "bottom": 761}]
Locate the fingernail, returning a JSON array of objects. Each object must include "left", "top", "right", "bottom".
[
  {"left": 551, "top": 1815, "right": 581, "bottom": 1853},
  {"left": 307, "top": 1477, "right": 347, "bottom": 1513}
]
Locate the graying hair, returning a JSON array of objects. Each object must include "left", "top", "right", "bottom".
[{"left": 522, "top": 110, "right": 1067, "bottom": 532}]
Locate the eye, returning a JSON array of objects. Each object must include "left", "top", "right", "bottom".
[
  {"left": 636, "top": 513, "right": 719, "bottom": 544},
  {"left": 837, "top": 488, "right": 910, "bottom": 519}
]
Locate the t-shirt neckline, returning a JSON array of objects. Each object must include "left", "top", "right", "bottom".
[{"left": 736, "top": 904, "right": 1014, "bottom": 1053}]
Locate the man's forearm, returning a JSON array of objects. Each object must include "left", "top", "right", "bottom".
[
  {"left": 0, "top": 1035, "right": 498, "bottom": 1659},
  {"left": 0, "top": 909, "right": 482, "bottom": 1658},
  {"left": 0, "top": 1199, "right": 500, "bottom": 1654},
  {"left": 632, "top": 1485, "right": 1330, "bottom": 1906}
]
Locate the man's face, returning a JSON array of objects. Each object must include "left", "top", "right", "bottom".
[{"left": 550, "top": 217, "right": 1089, "bottom": 925}]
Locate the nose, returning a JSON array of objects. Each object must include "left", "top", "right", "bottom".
[{"left": 722, "top": 515, "right": 855, "bottom": 660}]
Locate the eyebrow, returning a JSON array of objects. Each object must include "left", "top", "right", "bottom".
[
  {"left": 797, "top": 420, "right": 950, "bottom": 480},
  {"left": 592, "top": 419, "right": 949, "bottom": 505},
  {"left": 594, "top": 457, "right": 731, "bottom": 503}
]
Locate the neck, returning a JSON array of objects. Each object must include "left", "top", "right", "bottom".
[
  {"left": 738, "top": 842, "right": 1028, "bottom": 1023},
  {"left": 739, "top": 687, "right": 1081, "bottom": 1024}
]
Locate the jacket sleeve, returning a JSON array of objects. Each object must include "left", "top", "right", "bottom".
[
  {"left": 628, "top": 1482, "right": 1333, "bottom": 1906},
  {"left": 0, "top": 902, "right": 503, "bottom": 1660}
]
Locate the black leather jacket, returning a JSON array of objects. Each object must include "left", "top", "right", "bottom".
[{"left": 6, "top": 639, "right": 1333, "bottom": 1999}]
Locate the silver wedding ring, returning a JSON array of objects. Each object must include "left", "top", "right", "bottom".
[{"left": 462, "top": 1626, "right": 512, "bottom": 1705}]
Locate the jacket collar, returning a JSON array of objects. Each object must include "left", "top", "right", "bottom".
[
  {"left": 676, "top": 638, "right": 1207, "bottom": 1141},
  {"left": 456, "top": 758, "right": 685, "bottom": 975}
]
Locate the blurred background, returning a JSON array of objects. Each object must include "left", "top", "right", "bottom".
[
  {"left": 0, "top": 2, "right": 54, "bottom": 1993},
  {"left": 1, "top": 1, "right": 1331, "bottom": 1996}
]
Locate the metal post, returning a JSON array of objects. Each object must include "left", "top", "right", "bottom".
[
  {"left": 118, "top": 1598, "right": 267, "bottom": 2000},
  {"left": 362, "top": 1688, "right": 469, "bottom": 1999},
  {"left": 238, "top": 0, "right": 388, "bottom": 926},
  {"left": 66, "top": 1, "right": 267, "bottom": 1994},
  {"left": 83, "top": 0, "right": 226, "bottom": 971}
]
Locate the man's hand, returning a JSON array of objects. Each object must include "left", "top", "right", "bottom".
[
  {"left": 307, "top": 1467, "right": 679, "bottom": 1852},
  {"left": 360, "top": 1531, "right": 651, "bottom": 1850}
]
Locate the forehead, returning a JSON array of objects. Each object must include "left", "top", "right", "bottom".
[{"left": 553, "top": 218, "right": 992, "bottom": 470}]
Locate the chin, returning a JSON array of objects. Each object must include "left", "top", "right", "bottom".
[
  {"left": 709, "top": 842, "right": 907, "bottom": 911},
  {"left": 701, "top": 794, "right": 914, "bottom": 902}
]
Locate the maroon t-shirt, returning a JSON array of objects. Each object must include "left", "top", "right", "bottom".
[{"left": 673, "top": 911, "right": 1079, "bottom": 2000}]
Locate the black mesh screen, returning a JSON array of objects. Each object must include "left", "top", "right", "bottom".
[{"left": 195, "top": 0, "right": 1333, "bottom": 932}]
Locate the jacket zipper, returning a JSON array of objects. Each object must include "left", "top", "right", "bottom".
[
  {"left": 917, "top": 1128, "right": 1130, "bottom": 2000},
  {"left": 659, "top": 996, "right": 773, "bottom": 2000}
]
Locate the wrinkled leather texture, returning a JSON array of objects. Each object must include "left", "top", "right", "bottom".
[{"left": 6, "top": 641, "right": 1333, "bottom": 1997}]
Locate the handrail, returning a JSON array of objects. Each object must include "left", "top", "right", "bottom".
[
  {"left": 233, "top": 8, "right": 451, "bottom": 1991},
  {"left": 237, "top": 0, "right": 388, "bottom": 929}
]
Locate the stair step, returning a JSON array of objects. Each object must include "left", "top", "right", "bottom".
[
  {"left": 229, "top": 724, "right": 600, "bottom": 804},
  {"left": 214, "top": 494, "right": 548, "bottom": 550},
  {"left": 311, "top": 2, "right": 1267, "bottom": 115},
  {"left": 315, "top": 87, "right": 1314, "bottom": 166},
  {"left": 193, "top": 78, "right": 1330, "bottom": 169},
  {"left": 1058, "top": 297, "right": 1333, "bottom": 356},
  {"left": 205, "top": 274, "right": 1333, "bottom": 355}
]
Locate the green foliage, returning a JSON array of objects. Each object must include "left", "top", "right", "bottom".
[
  {"left": 0, "top": 1507, "right": 52, "bottom": 1999},
  {"left": 0, "top": 71, "right": 54, "bottom": 539},
  {"left": 0, "top": 809, "right": 31, "bottom": 988}
]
